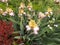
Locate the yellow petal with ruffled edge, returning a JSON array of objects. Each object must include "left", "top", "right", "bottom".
[
  {"left": 47, "top": 7, "right": 52, "bottom": 12},
  {"left": 29, "top": 20, "right": 37, "bottom": 28}
]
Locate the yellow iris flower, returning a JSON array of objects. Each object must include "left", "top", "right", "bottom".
[
  {"left": 26, "top": 19, "right": 39, "bottom": 34},
  {"left": 29, "top": 20, "right": 37, "bottom": 28},
  {"left": 19, "top": 9, "right": 24, "bottom": 14}
]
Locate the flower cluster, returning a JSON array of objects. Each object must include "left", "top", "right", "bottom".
[
  {"left": 0, "top": 7, "right": 14, "bottom": 16},
  {"left": 18, "top": 2, "right": 33, "bottom": 17},
  {"left": 38, "top": 7, "right": 53, "bottom": 19},
  {"left": 45, "top": 7, "right": 53, "bottom": 17},
  {"left": 0, "top": 0, "right": 60, "bottom": 45},
  {"left": 18, "top": 2, "right": 26, "bottom": 17},
  {"left": 0, "top": 20, "right": 14, "bottom": 45},
  {"left": 18, "top": 2, "right": 53, "bottom": 35}
]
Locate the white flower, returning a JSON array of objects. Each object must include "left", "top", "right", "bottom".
[
  {"left": 52, "top": 18, "right": 55, "bottom": 21},
  {"left": 38, "top": 12, "right": 46, "bottom": 19},
  {"left": 2, "top": 11, "right": 7, "bottom": 16},
  {"left": 54, "top": 24, "right": 58, "bottom": 27},
  {"left": 9, "top": 12, "right": 14, "bottom": 16},
  {"left": 23, "top": 12, "right": 26, "bottom": 15},
  {"left": 28, "top": 8, "right": 32, "bottom": 11},
  {"left": 45, "top": 12, "right": 53, "bottom": 18},
  {"left": 47, "top": 25, "right": 53, "bottom": 30},
  {"left": 47, "top": 25, "right": 50, "bottom": 27},
  {"left": 33, "top": 26, "right": 39, "bottom": 34},
  {"left": 50, "top": 12, "right": 53, "bottom": 15},
  {"left": 26, "top": 25, "right": 31, "bottom": 31},
  {"left": 33, "top": 26, "right": 39, "bottom": 31},
  {"left": 49, "top": 27, "right": 53, "bottom": 30},
  {"left": 45, "top": 12, "right": 49, "bottom": 15}
]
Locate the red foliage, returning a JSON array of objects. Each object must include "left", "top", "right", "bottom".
[{"left": 0, "top": 20, "right": 14, "bottom": 45}]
